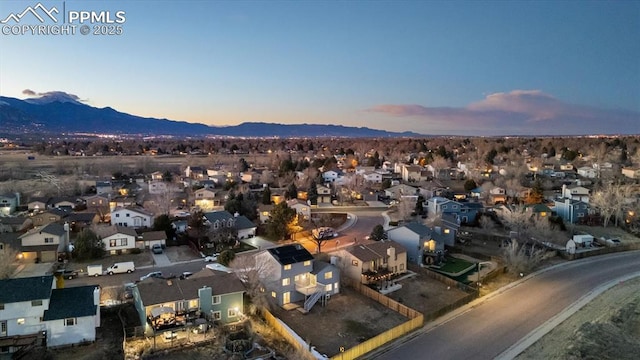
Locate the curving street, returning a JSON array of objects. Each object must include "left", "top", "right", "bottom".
[{"left": 373, "top": 251, "right": 640, "bottom": 360}]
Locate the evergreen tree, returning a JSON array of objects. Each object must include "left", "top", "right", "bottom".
[
  {"left": 307, "top": 180, "right": 318, "bottom": 205},
  {"left": 262, "top": 187, "right": 272, "bottom": 205},
  {"left": 370, "top": 224, "right": 387, "bottom": 241}
]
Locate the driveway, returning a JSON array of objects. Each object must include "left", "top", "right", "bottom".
[{"left": 151, "top": 250, "right": 172, "bottom": 267}]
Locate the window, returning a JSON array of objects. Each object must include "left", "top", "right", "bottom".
[
  {"left": 65, "top": 318, "right": 76, "bottom": 326},
  {"left": 17, "top": 318, "right": 25, "bottom": 325},
  {"left": 212, "top": 295, "right": 221, "bottom": 305},
  {"left": 1, "top": 321, "right": 6, "bottom": 336},
  {"left": 189, "top": 299, "right": 199, "bottom": 309},
  {"left": 213, "top": 222, "right": 219, "bottom": 229},
  {"left": 324, "top": 271, "right": 333, "bottom": 280},
  {"left": 442, "top": 205, "right": 447, "bottom": 209},
  {"left": 444, "top": 229, "right": 450, "bottom": 234},
  {"left": 352, "top": 260, "right": 358, "bottom": 266},
  {"left": 115, "top": 213, "right": 120, "bottom": 218},
  {"left": 400, "top": 263, "right": 405, "bottom": 271},
  {"left": 228, "top": 308, "right": 238, "bottom": 318},
  {"left": 44, "top": 237, "right": 54, "bottom": 243},
  {"left": 271, "top": 291, "right": 276, "bottom": 298},
  {"left": 212, "top": 311, "right": 221, "bottom": 320},
  {"left": 110, "top": 239, "right": 117, "bottom": 247},
  {"left": 282, "top": 278, "right": 290, "bottom": 286},
  {"left": 31, "top": 300, "right": 42, "bottom": 307},
  {"left": 0, "top": 303, "right": 4, "bottom": 310},
  {"left": 284, "top": 264, "right": 291, "bottom": 270},
  {"left": 304, "top": 260, "right": 311, "bottom": 267}
]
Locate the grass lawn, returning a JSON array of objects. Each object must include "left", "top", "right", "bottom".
[{"left": 435, "top": 256, "right": 476, "bottom": 276}]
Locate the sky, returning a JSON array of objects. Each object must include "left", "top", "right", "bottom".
[{"left": 0, "top": 0, "right": 638, "bottom": 136}]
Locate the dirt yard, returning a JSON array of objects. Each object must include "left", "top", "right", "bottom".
[
  {"left": 270, "top": 286, "right": 409, "bottom": 357},
  {"left": 516, "top": 276, "right": 640, "bottom": 360},
  {"left": 164, "top": 245, "right": 201, "bottom": 262},
  {"left": 385, "top": 265, "right": 471, "bottom": 316}
]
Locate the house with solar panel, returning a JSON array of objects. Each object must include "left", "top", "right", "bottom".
[{"left": 254, "top": 244, "right": 340, "bottom": 313}]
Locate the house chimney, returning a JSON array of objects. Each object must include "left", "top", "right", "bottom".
[
  {"left": 387, "top": 246, "right": 396, "bottom": 260},
  {"left": 234, "top": 212, "right": 239, "bottom": 217},
  {"left": 94, "top": 286, "right": 101, "bottom": 327}
]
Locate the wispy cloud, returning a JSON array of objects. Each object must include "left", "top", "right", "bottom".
[
  {"left": 22, "top": 89, "right": 86, "bottom": 104},
  {"left": 367, "top": 90, "right": 639, "bottom": 135}
]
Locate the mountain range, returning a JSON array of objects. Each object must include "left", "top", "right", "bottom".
[{"left": 0, "top": 94, "right": 422, "bottom": 138}]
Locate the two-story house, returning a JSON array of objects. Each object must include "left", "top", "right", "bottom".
[
  {"left": 203, "top": 211, "right": 256, "bottom": 239},
  {"left": 561, "top": 184, "right": 590, "bottom": 203},
  {"left": 553, "top": 199, "right": 590, "bottom": 224},
  {"left": 363, "top": 171, "right": 383, "bottom": 184},
  {"left": 31, "top": 208, "right": 69, "bottom": 228},
  {"left": 426, "top": 197, "right": 482, "bottom": 224},
  {"left": 0, "top": 276, "right": 100, "bottom": 354},
  {"left": 111, "top": 207, "right": 154, "bottom": 229},
  {"left": 336, "top": 241, "right": 407, "bottom": 285},
  {"left": 194, "top": 188, "right": 221, "bottom": 211},
  {"left": 95, "top": 225, "right": 138, "bottom": 254},
  {"left": 133, "top": 270, "right": 245, "bottom": 334},
  {"left": 286, "top": 199, "right": 311, "bottom": 220},
  {"left": 255, "top": 244, "right": 340, "bottom": 312},
  {"left": 322, "top": 170, "right": 346, "bottom": 184},
  {"left": 387, "top": 222, "right": 452, "bottom": 266},
  {"left": 95, "top": 181, "right": 113, "bottom": 195},
  {"left": 316, "top": 185, "right": 332, "bottom": 204},
  {"left": 18, "top": 223, "right": 68, "bottom": 263}
]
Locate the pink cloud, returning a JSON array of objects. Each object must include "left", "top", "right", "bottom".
[{"left": 366, "top": 90, "right": 639, "bottom": 135}]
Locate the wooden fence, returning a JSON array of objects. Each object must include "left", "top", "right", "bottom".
[
  {"left": 330, "top": 279, "right": 424, "bottom": 360},
  {"left": 261, "top": 309, "right": 317, "bottom": 360},
  {"left": 560, "top": 242, "right": 640, "bottom": 260},
  {"left": 422, "top": 268, "right": 478, "bottom": 293}
]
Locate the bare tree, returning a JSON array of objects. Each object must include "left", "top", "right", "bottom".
[
  {"left": 591, "top": 184, "right": 632, "bottom": 227},
  {"left": 396, "top": 197, "right": 416, "bottom": 222},
  {"left": 0, "top": 245, "right": 18, "bottom": 279},
  {"left": 430, "top": 155, "right": 450, "bottom": 180},
  {"left": 502, "top": 240, "right": 550, "bottom": 275},
  {"left": 229, "top": 253, "right": 279, "bottom": 315}
]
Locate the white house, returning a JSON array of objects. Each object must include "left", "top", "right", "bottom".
[
  {"left": 110, "top": 206, "right": 154, "bottom": 229},
  {"left": 95, "top": 225, "right": 138, "bottom": 254},
  {"left": 287, "top": 199, "right": 311, "bottom": 220},
  {"left": 363, "top": 171, "right": 383, "bottom": 184},
  {"left": 0, "top": 193, "right": 20, "bottom": 216},
  {"left": 561, "top": 184, "right": 590, "bottom": 203},
  {"left": 577, "top": 166, "right": 598, "bottom": 179},
  {"left": 322, "top": 170, "right": 345, "bottom": 184},
  {"left": 0, "top": 276, "right": 100, "bottom": 354}
]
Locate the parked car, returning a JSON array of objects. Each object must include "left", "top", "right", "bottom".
[
  {"left": 179, "top": 271, "right": 193, "bottom": 280},
  {"left": 55, "top": 268, "right": 78, "bottom": 280},
  {"left": 106, "top": 261, "right": 135, "bottom": 275},
  {"left": 204, "top": 253, "right": 219, "bottom": 262},
  {"left": 152, "top": 244, "right": 163, "bottom": 254},
  {"left": 140, "top": 271, "right": 163, "bottom": 281}
]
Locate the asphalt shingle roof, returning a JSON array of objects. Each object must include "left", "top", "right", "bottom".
[
  {"left": 43, "top": 285, "right": 98, "bottom": 320},
  {"left": 0, "top": 276, "right": 53, "bottom": 303}
]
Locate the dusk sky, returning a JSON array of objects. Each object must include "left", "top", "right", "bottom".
[{"left": 1, "top": 0, "right": 638, "bottom": 135}]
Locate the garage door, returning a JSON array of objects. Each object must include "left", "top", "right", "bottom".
[{"left": 40, "top": 251, "right": 57, "bottom": 263}]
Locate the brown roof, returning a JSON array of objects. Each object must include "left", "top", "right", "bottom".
[
  {"left": 137, "top": 269, "right": 244, "bottom": 306},
  {"left": 346, "top": 240, "right": 407, "bottom": 262},
  {"left": 141, "top": 231, "right": 167, "bottom": 241}
]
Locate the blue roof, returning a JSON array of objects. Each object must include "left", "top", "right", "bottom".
[
  {"left": 0, "top": 276, "right": 53, "bottom": 303},
  {"left": 43, "top": 286, "right": 98, "bottom": 321}
]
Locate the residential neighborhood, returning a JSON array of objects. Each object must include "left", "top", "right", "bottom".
[{"left": 0, "top": 135, "right": 639, "bottom": 360}]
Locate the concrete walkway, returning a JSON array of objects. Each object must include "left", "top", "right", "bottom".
[{"left": 150, "top": 251, "right": 172, "bottom": 267}]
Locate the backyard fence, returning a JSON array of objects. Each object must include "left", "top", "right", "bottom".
[
  {"left": 560, "top": 242, "right": 640, "bottom": 260},
  {"left": 330, "top": 279, "right": 424, "bottom": 360},
  {"left": 422, "top": 268, "right": 478, "bottom": 294},
  {"left": 261, "top": 309, "right": 317, "bottom": 360}
]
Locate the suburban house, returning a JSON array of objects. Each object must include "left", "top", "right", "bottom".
[
  {"left": 561, "top": 184, "right": 590, "bottom": 203},
  {"left": 27, "top": 197, "right": 49, "bottom": 212},
  {"left": 287, "top": 199, "right": 311, "bottom": 220},
  {"left": 363, "top": 171, "right": 383, "bottom": 184},
  {"left": 0, "top": 193, "right": 20, "bottom": 216},
  {"left": 401, "top": 164, "right": 424, "bottom": 182},
  {"left": 172, "top": 220, "right": 188, "bottom": 234},
  {"left": 577, "top": 166, "right": 598, "bottom": 179},
  {"left": 132, "top": 270, "right": 245, "bottom": 333},
  {"left": 150, "top": 171, "right": 164, "bottom": 181},
  {"left": 111, "top": 207, "right": 154, "bottom": 229},
  {"left": 0, "top": 276, "right": 100, "bottom": 354},
  {"left": 31, "top": 209, "right": 69, "bottom": 227},
  {"left": 322, "top": 170, "right": 346, "bottom": 185},
  {"left": 18, "top": 223, "right": 69, "bottom": 263},
  {"left": 258, "top": 204, "right": 274, "bottom": 224},
  {"left": 336, "top": 240, "right": 407, "bottom": 285},
  {"left": 140, "top": 231, "right": 167, "bottom": 249},
  {"left": 95, "top": 225, "right": 138, "bottom": 254},
  {"left": 386, "top": 222, "right": 452, "bottom": 266},
  {"left": 194, "top": 188, "right": 221, "bottom": 211},
  {"left": 203, "top": 211, "right": 256, "bottom": 239},
  {"left": 316, "top": 185, "right": 332, "bottom": 204},
  {"left": 0, "top": 216, "right": 31, "bottom": 233},
  {"left": 84, "top": 194, "right": 111, "bottom": 217},
  {"left": 65, "top": 212, "right": 100, "bottom": 232},
  {"left": 553, "top": 199, "right": 590, "bottom": 224},
  {"left": 95, "top": 181, "right": 113, "bottom": 195},
  {"left": 185, "top": 166, "right": 206, "bottom": 180},
  {"left": 621, "top": 167, "right": 640, "bottom": 179},
  {"left": 426, "top": 197, "right": 483, "bottom": 224},
  {"left": 525, "top": 203, "right": 553, "bottom": 218},
  {"left": 254, "top": 244, "right": 340, "bottom": 312},
  {"left": 47, "top": 197, "right": 80, "bottom": 211},
  {"left": 489, "top": 187, "right": 507, "bottom": 204},
  {"left": 384, "top": 184, "right": 419, "bottom": 201}
]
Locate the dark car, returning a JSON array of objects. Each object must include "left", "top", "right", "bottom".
[
  {"left": 152, "top": 244, "right": 163, "bottom": 254},
  {"left": 55, "top": 268, "right": 78, "bottom": 280}
]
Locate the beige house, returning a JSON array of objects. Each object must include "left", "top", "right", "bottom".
[
  {"left": 18, "top": 223, "right": 69, "bottom": 262},
  {"left": 194, "top": 188, "right": 221, "bottom": 211},
  {"left": 622, "top": 167, "right": 640, "bottom": 179},
  {"left": 336, "top": 240, "right": 407, "bottom": 285}
]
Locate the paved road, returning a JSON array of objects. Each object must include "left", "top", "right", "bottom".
[{"left": 373, "top": 251, "right": 640, "bottom": 360}]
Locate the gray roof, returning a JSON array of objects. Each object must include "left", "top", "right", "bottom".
[
  {"left": 346, "top": 241, "right": 407, "bottom": 262},
  {"left": 203, "top": 210, "right": 233, "bottom": 223},
  {"left": 141, "top": 231, "right": 166, "bottom": 241},
  {"left": 0, "top": 276, "right": 53, "bottom": 303},
  {"left": 0, "top": 216, "right": 28, "bottom": 225},
  {"left": 95, "top": 225, "right": 137, "bottom": 238},
  {"left": 234, "top": 215, "right": 256, "bottom": 230},
  {"left": 136, "top": 270, "right": 244, "bottom": 306},
  {"left": 20, "top": 223, "right": 66, "bottom": 239},
  {"left": 43, "top": 286, "right": 98, "bottom": 321},
  {"left": 402, "top": 222, "right": 432, "bottom": 237}
]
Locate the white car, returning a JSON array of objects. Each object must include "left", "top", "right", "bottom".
[
  {"left": 139, "top": 271, "right": 163, "bottom": 281},
  {"left": 204, "top": 254, "right": 219, "bottom": 262}
]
